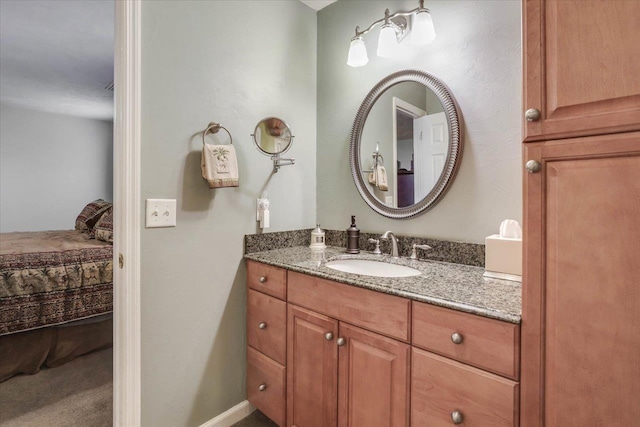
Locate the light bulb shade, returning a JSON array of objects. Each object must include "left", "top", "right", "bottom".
[
  {"left": 377, "top": 25, "right": 398, "bottom": 57},
  {"left": 347, "top": 37, "right": 368, "bottom": 67},
  {"left": 411, "top": 10, "right": 436, "bottom": 45}
]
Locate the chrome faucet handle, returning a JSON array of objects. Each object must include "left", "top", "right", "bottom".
[
  {"left": 380, "top": 231, "right": 399, "bottom": 258},
  {"left": 410, "top": 243, "right": 432, "bottom": 260},
  {"left": 368, "top": 238, "right": 382, "bottom": 255}
]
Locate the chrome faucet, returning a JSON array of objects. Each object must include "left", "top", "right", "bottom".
[{"left": 380, "top": 231, "right": 399, "bottom": 258}]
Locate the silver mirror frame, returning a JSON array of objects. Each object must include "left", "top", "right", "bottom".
[
  {"left": 349, "top": 69, "right": 463, "bottom": 219},
  {"left": 251, "top": 116, "right": 294, "bottom": 157}
]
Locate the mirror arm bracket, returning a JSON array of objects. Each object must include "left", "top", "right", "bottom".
[{"left": 271, "top": 156, "right": 295, "bottom": 173}]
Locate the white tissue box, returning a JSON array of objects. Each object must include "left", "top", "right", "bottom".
[{"left": 484, "top": 234, "right": 522, "bottom": 281}]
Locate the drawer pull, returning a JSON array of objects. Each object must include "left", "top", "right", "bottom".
[
  {"left": 258, "top": 383, "right": 267, "bottom": 392},
  {"left": 337, "top": 337, "right": 346, "bottom": 346},
  {"left": 451, "top": 410, "right": 463, "bottom": 424},
  {"left": 259, "top": 276, "right": 267, "bottom": 283},
  {"left": 451, "top": 332, "right": 463, "bottom": 345},
  {"left": 258, "top": 322, "right": 267, "bottom": 330},
  {"left": 325, "top": 332, "right": 334, "bottom": 341}
]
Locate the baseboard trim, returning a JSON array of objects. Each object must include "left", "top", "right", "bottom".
[{"left": 199, "top": 401, "right": 256, "bottom": 427}]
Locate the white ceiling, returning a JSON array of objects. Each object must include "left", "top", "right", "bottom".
[
  {"left": 299, "top": 0, "right": 338, "bottom": 11},
  {"left": 0, "top": 0, "right": 114, "bottom": 120}
]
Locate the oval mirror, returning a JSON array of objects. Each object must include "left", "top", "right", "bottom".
[
  {"left": 252, "top": 117, "right": 294, "bottom": 156},
  {"left": 350, "top": 70, "right": 463, "bottom": 218}
]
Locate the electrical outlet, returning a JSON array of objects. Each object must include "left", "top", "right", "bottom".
[{"left": 145, "top": 199, "right": 177, "bottom": 228}]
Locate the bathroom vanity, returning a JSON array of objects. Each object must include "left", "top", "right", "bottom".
[{"left": 244, "top": 247, "right": 521, "bottom": 427}]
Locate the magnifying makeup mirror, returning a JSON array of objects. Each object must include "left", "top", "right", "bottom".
[{"left": 251, "top": 117, "right": 296, "bottom": 173}]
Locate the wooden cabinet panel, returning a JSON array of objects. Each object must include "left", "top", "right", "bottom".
[
  {"left": 287, "top": 304, "right": 338, "bottom": 427},
  {"left": 522, "top": 133, "right": 640, "bottom": 426},
  {"left": 412, "top": 302, "right": 520, "bottom": 379},
  {"left": 287, "top": 271, "right": 411, "bottom": 342},
  {"left": 247, "top": 260, "right": 287, "bottom": 300},
  {"left": 247, "top": 289, "right": 287, "bottom": 365},
  {"left": 412, "top": 348, "right": 519, "bottom": 427},
  {"left": 523, "top": 0, "right": 640, "bottom": 141},
  {"left": 247, "top": 346, "right": 286, "bottom": 427},
  {"left": 338, "top": 322, "right": 410, "bottom": 427}
]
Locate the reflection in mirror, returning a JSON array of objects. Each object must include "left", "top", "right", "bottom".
[
  {"left": 360, "top": 82, "right": 446, "bottom": 208},
  {"left": 350, "top": 70, "right": 462, "bottom": 219},
  {"left": 252, "top": 117, "right": 293, "bottom": 155}
]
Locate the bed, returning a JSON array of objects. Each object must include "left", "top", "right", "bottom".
[{"left": 0, "top": 229, "right": 113, "bottom": 381}]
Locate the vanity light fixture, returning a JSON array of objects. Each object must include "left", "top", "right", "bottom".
[{"left": 347, "top": 0, "right": 436, "bottom": 67}]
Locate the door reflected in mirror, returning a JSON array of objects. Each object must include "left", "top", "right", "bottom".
[{"left": 360, "top": 81, "right": 447, "bottom": 209}]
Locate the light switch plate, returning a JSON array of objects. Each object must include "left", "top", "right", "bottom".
[{"left": 146, "top": 199, "right": 177, "bottom": 228}]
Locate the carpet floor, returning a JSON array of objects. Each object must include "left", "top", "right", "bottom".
[
  {"left": 0, "top": 347, "right": 113, "bottom": 427},
  {"left": 232, "top": 410, "right": 278, "bottom": 427}
]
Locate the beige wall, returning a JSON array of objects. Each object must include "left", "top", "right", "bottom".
[
  {"left": 317, "top": 0, "right": 522, "bottom": 243},
  {"left": 140, "top": 1, "right": 316, "bottom": 425},
  {"left": 137, "top": 1, "right": 521, "bottom": 424},
  {"left": 0, "top": 103, "right": 113, "bottom": 232}
]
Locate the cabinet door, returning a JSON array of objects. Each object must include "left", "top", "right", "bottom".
[
  {"left": 522, "top": 132, "right": 640, "bottom": 426},
  {"left": 287, "top": 304, "right": 338, "bottom": 427},
  {"left": 338, "top": 322, "right": 410, "bottom": 427},
  {"left": 523, "top": 0, "right": 640, "bottom": 141}
]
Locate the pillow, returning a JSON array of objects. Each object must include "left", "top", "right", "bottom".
[
  {"left": 75, "top": 199, "right": 112, "bottom": 235},
  {"left": 93, "top": 208, "right": 113, "bottom": 243}
]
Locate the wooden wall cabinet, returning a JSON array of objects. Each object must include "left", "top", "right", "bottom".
[
  {"left": 522, "top": 0, "right": 640, "bottom": 425},
  {"left": 523, "top": 0, "right": 640, "bottom": 142},
  {"left": 521, "top": 132, "right": 640, "bottom": 426}
]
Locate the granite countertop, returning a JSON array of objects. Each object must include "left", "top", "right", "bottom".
[{"left": 245, "top": 246, "right": 522, "bottom": 324}]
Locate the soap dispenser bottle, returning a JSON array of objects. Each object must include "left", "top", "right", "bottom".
[
  {"left": 346, "top": 215, "right": 360, "bottom": 254},
  {"left": 309, "top": 224, "right": 326, "bottom": 250}
]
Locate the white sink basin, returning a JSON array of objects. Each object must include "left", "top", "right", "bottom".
[{"left": 325, "top": 259, "right": 421, "bottom": 278}]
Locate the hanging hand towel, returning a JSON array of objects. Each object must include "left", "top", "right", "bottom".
[
  {"left": 368, "top": 165, "right": 378, "bottom": 186},
  {"left": 376, "top": 165, "right": 388, "bottom": 191},
  {"left": 201, "top": 144, "right": 239, "bottom": 188}
]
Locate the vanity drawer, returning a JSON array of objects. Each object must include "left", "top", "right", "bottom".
[
  {"left": 247, "top": 260, "right": 287, "bottom": 300},
  {"left": 247, "top": 289, "right": 287, "bottom": 365},
  {"left": 412, "top": 348, "right": 519, "bottom": 427},
  {"left": 247, "top": 346, "right": 286, "bottom": 427},
  {"left": 287, "top": 271, "right": 411, "bottom": 342},
  {"left": 412, "top": 302, "right": 520, "bottom": 379}
]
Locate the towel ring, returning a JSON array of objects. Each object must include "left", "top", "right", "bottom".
[{"left": 202, "top": 122, "right": 233, "bottom": 146}]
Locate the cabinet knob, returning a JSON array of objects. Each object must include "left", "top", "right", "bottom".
[
  {"left": 525, "top": 108, "right": 541, "bottom": 122},
  {"left": 325, "top": 332, "right": 334, "bottom": 341},
  {"left": 526, "top": 160, "right": 542, "bottom": 174},
  {"left": 259, "top": 384, "right": 267, "bottom": 392},
  {"left": 258, "top": 322, "right": 267, "bottom": 330},
  {"left": 451, "top": 410, "right": 463, "bottom": 424},
  {"left": 259, "top": 276, "right": 267, "bottom": 283},
  {"left": 451, "top": 332, "right": 463, "bottom": 345},
  {"left": 337, "top": 337, "right": 346, "bottom": 346}
]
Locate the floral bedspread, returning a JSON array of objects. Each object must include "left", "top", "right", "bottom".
[{"left": 0, "top": 230, "right": 113, "bottom": 335}]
